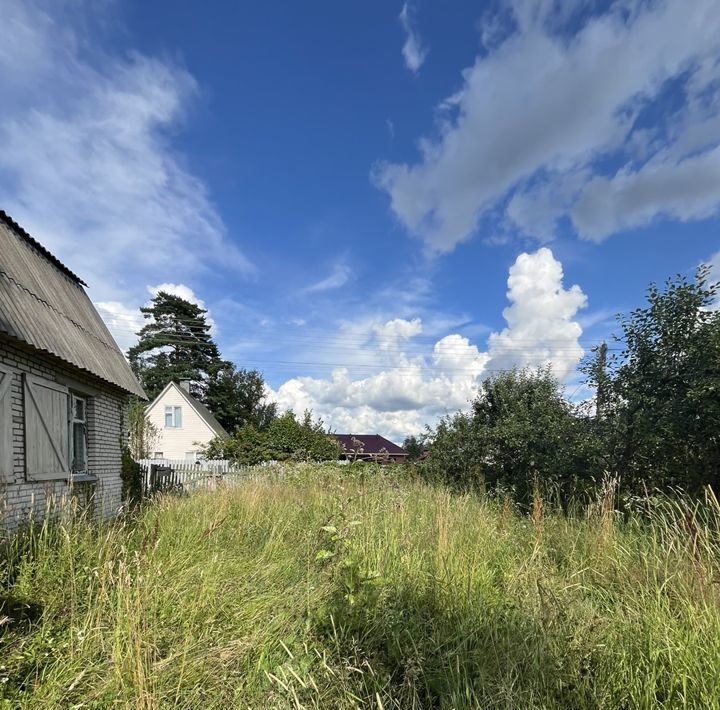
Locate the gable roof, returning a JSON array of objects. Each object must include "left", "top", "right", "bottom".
[
  {"left": 147, "top": 382, "right": 228, "bottom": 437},
  {"left": 334, "top": 434, "right": 407, "bottom": 456},
  {"left": 0, "top": 211, "right": 145, "bottom": 398}
]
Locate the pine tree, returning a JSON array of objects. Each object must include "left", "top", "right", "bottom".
[{"left": 128, "top": 291, "right": 222, "bottom": 400}]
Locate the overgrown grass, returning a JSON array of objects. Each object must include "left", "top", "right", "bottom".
[{"left": 2, "top": 465, "right": 720, "bottom": 708}]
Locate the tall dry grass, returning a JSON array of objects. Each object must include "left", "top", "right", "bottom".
[{"left": 1, "top": 464, "right": 720, "bottom": 708}]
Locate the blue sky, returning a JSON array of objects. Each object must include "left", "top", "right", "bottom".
[{"left": 1, "top": 0, "right": 719, "bottom": 441}]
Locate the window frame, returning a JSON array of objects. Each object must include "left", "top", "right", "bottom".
[
  {"left": 164, "top": 405, "right": 182, "bottom": 429},
  {"left": 69, "top": 392, "right": 89, "bottom": 475}
]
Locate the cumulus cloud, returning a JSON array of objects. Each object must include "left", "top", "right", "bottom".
[
  {"left": 147, "top": 283, "right": 207, "bottom": 309},
  {"left": 375, "top": 0, "right": 720, "bottom": 252},
  {"left": 486, "top": 247, "right": 586, "bottom": 379},
  {"left": 399, "top": 2, "right": 428, "bottom": 74},
  {"left": 0, "top": 0, "right": 253, "bottom": 309},
  {"left": 270, "top": 248, "right": 585, "bottom": 441}
]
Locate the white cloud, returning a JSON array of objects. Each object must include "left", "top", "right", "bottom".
[
  {"left": 709, "top": 250, "right": 720, "bottom": 310},
  {"left": 270, "top": 248, "right": 585, "bottom": 441},
  {"left": 147, "top": 283, "right": 207, "bottom": 309},
  {"left": 572, "top": 145, "right": 720, "bottom": 241},
  {"left": 94, "top": 301, "right": 146, "bottom": 353},
  {"left": 376, "top": 0, "right": 720, "bottom": 252},
  {"left": 486, "top": 247, "right": 586, "bottom": 380},
  {"left": 303, "top": 263, "right": 351, "bottom": 293},
  {"left": 399, "top": 2, "right": 428, "bottom": 74},
  {"left": 0, "top": 0, "right": 253, "bottom": 309}
]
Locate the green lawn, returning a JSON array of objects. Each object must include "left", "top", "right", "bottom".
[{"left": 2, "top": 465, "right": 720, "bottom": 708}]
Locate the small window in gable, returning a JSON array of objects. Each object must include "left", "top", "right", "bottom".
[{"left": 164, "top": 406, "right": 182, "bottom": 428}]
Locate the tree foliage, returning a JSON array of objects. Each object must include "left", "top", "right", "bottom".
[
  {"left": 402, "top": 435, "right": 425, "bottom": 462},
  {"left": 592, "top": 266, "right": 720, "bottom": 493},
  {"left": 202, "top": 411, "right": 341, "bottom": 465},
  {"left": 127, "top": 290, "right": 276, "bottom": 434},
  {"left": 424, "top": 368, "right": 601, "bottom": 505},
  {"left": 205, "top": 361, "right": 277, "bottom": 432},
  {"left": 126, "top": 397, "right": 159, "bottom": 460},
  {"left": 128, "top": 291, "right": 220, "bottom": 401},
  {"left": 423, "top": 265, "right": 720, "bottom": 503}
]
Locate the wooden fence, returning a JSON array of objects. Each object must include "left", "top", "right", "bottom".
[{"left": 136, "top": 459, "right": 278, "bottom": 495}]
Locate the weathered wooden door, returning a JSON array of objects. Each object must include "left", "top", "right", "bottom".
[
  {"left": 0, "top": 365, "right": 14, "bottom": 481},
  {"left": 24, "top": 374, "right": 70, "bottom": 480}
]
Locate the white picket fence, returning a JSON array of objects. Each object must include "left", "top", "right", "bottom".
[
  {"left": 137, "top": 457, "right": 235, "bottom": 472},
  {"left": 136, "top": 459, "right": 280, "bottom": 494}
]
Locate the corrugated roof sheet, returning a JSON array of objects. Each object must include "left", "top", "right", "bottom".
[
  {"left": 0, "top": 211, "right": 86, "bottom": 286},
  {"left": 334, "top": 434, "right": 407, "bottom": 456},
  {"left": 0, "top": 214, "right": 146, "bottom": 398}
]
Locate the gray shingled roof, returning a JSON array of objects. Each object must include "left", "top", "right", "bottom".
[
  {"left": 0, "top": 211, "right": 146, "bottom": 398},
  {"left": 174, "top": 383, "right": 228, "bottom": 437}
]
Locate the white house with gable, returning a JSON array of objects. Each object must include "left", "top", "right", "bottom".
[{"left": 145, "top": 381, "right": 227, "bottom": 461}]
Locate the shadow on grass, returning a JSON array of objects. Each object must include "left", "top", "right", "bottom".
[
  {"left": 313, "top": 582, "right": 591, "bottom": 709},
  {"left": 0, "top": 594, "right": 42, "bottom": 629}
]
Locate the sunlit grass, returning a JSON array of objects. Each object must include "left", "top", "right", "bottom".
[{"left": 1, "top": 465, "right": 720, "bottom": 708}]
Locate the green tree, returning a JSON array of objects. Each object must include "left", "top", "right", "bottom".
[
  {"left": 204, "top": 410, "right": 341, "bottom": 464},
  {"left": 402, "top": 435, "right": 425, "bottom": 462},
  {"left": 424, "top": 368, "right": 601, "bottom": 505},
  {"left": 266, "top": 411, "right": 341, "bottom": 462},
  {"left": 205, "top": 361, "right": 277, "bottom": 432},
  {"left": 128, "top": 291, "right": 221, "bottom": 400},
  {"left": 126, "top": 397, "right": 159, "bottom": 459},
  {"left": 603, "top": 266, "right": 720, "bottom": 492},
  {"left": 202, "top": 423, "right": 269, "bottom": 466}
]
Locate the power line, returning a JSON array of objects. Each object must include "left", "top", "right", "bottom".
[{"left": 104, "top": 314, "right": 621, "bottom": 347}]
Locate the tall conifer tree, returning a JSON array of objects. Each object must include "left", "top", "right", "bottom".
[{"left": 128, "top": 291, "right": 221, "bottom": 400}]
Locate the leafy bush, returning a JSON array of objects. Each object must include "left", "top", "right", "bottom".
[
  {"left": 120, "top": 446, "right": 143, "bottom": 507},
  {"left": 202, "top": 410, "right": 341, "bottom": 464},
  {"left": 424, "top": 368, "right": 602, "bottom": 506},
  {"left": 424, "top": 266, "right": 720, "bottom": 504}
]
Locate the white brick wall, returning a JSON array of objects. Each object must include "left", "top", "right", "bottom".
[{"left": 1, "top": 336, "right": 129, "bottom": 531}]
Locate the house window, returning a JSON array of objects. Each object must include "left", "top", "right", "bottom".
[
  {"left": 152, "top": 452, "right": 164, "bottom": 460},
  {"left": 164, "top": 406, "right": 182, "bottom": 428},
  {"left": 70, "top": 394, "right": 87, "bottom": 473},
  {"left": 185, "top": 451, "right": 197, "bottom": 462}
]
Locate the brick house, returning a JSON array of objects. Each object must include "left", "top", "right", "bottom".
[{"left": 0, "top": 211, "right": 145, "bottom": 530}]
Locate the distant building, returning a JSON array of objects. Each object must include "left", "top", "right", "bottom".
[
  {"left": 0, "top": 210, "right": 145, "bottom": 529},
  {"left": 333, "top": 434, "right": 407, "bottom": 463},
  {"left": 145, "top": 381, "right": 227, "bottom": 461}
]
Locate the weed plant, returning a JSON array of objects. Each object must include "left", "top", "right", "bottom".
[{"left": 1, "top": 464, "right": 719, "bottom": 708}]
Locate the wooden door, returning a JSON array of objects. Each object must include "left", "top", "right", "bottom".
[
  {"left": 0, "top": 365, "right": 14, "bottom": 481},
  {"left": 24, "top": 374, "right": 70, "bottom": 480}
]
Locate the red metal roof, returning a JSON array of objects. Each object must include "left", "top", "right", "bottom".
[{"left": 333, "top": 434, "right": 406, "bottom": 456}]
